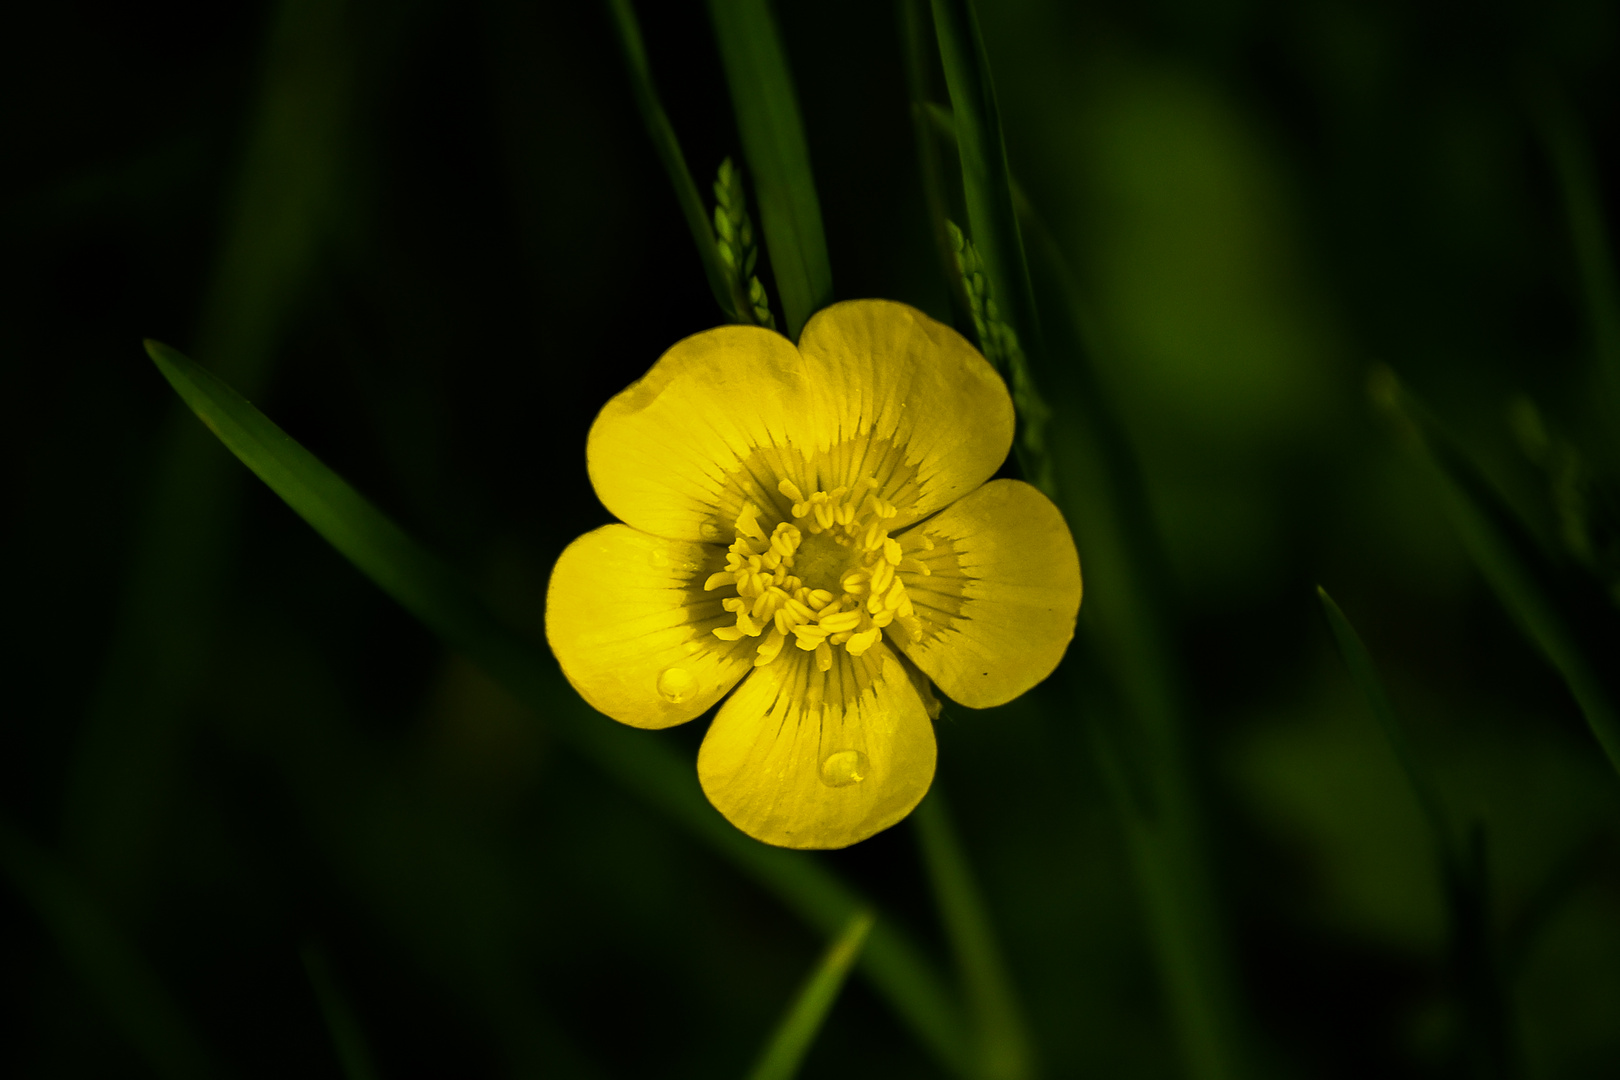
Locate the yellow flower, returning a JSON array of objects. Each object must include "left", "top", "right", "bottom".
[{"left": 546, "top": 300, "right": 1081, "bottom": 849}]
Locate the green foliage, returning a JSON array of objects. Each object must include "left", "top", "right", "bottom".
[
  {"left": 707, "top": 0, "right": 833, "bottom": 339},
  {"left": 746, "top": 910, "right": 874, "bottom": 1080}
]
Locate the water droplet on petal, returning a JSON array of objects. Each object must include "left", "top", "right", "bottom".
[
  {"left": 819, "top": 749, "right": 868, "bottom": 787},
  {"left": 657, "top": 666, "right": 696, "bottom": 703}
]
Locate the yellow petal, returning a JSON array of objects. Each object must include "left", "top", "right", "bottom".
[
  {"left": 697, "top": 642, "right": 936, "bottom": 849},
  {"left": 893, "top": 479, "right": 1081, "bottom": 709},
  {"left": 586, "top": 302, "right": 1015, "bottom": 546},
  {"left": 796, "top": 300, "right": 1014, "bottom": 528},
  {"left": 546, "top": 525, "right": 755, "bottom": 729},
  {"left": 587, "top": 325, "right": 815, "bottom": 543}
]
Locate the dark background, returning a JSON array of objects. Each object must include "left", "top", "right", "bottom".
[{"left": 5, "top": 0, "right": 1619, "bottom": 1076}]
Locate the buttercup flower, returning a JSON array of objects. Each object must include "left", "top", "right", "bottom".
[{"left": 546, "top": 300, "right": 1081, "bottom": 849}]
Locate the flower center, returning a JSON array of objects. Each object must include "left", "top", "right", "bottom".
[{"left": 704, "top": 477, "right": 933, "bottom": 672}]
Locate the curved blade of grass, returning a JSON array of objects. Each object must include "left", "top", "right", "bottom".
[
  {"left": 745, "top": 909, "right": 874, "bottom": 1080},
  {"left": 1534, "top": 85, "right": 1620, "bottom": 420},
  {"left": 908, "top": 51, "right": 1259, "bottom": 1080},
  {"left": 707, "top": 0, "right": 832, "bottom": 339},
  {"left": 1317, "top": 587, "right": 1453, "bottom": 845},
  {"left": 144, "top": 340, "right": 971, "bottom": 1078},
  {"left": 1318, "top": 587, "right": 1525, "bottom": 1077},
  {"left": 301, "top": 944, "right": 380, "bottom": 1080},
  {"left": 913, "top": 791, "right": 1032, "bottom": 1080},
  {"left": 0, "top": 817, "right": 222, "bottom": 1080},
  {"left": 1373, "top": 371, "right": 1620, "bottom": 780},
  {"left": 605, "top": 0, "right": 750, "bottom": 324},
  {"left": 927, "top": 1, "right": 1038, "bottom": 365},
  {"left": 926, "top": 1, "right": 1051, "bottom": 495}
]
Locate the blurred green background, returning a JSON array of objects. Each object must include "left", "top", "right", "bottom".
[{"left": 5, "top": 0, "right": 1620, "bottom": 1077}]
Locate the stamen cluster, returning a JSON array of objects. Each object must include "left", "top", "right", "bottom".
[{"left": 705, "top": 477, "right": 933, "bottom": 671}]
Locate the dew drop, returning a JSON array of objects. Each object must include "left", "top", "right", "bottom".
[
  {"left": 819, "top": 749, "right": 869, "bottom": 787},
  {"left": 656, "top": 666, "right": 696, "bottom": 703}
]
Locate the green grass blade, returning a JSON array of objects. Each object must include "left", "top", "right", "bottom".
[
  {"left": 925, "top": 2, "right": 1051, "bottom": 494},
  {"left": 1317, "top": 587, "right": 1454, "bottom": 846},
  {"left": 144, "top": 340, "right": 973, "bottom": 1079},
  {"left": 927, "top": 0, "right": 1038, "bottom": 364},
  {"left": 0, "top": 817, "right": 222, "bottom": 1080},
  {"left": 301, "top": 945, "right": 380, "bottom": 1080},
  {"left": 707, "top": 0, "right": 833, "bottom": 339},
  {"left": 606, "top": 0, "right": 749, "bottom": 324},
  {"left": 913, "top": 792, "right": 1033, "bottom": 1080},
  {"left": 1535, "top": 86, "right": 1620, "bottom": 419},
  {"left": 1374, "top": 371, "right": 1620, "bottom": 780},
  {"left": 917, "top": 80, "right": 1259, "bottom": 1080},
  {"left": 745, "top": 910, "right": 875, "bottom": 1080}
]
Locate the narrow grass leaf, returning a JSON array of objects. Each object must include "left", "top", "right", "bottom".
[
  {"left": 144, "top": 341, "right": 972, "bottom": 1079},
  {"left": 1535, "top": 85, "right": 1620, "bottom": 418},
  {"left": 917, "top": 83, "right": 1259, "bottom": 1080},
  {"left": 606, "top": 0, "right": 750, "bottom": 323},
  {"left": 746, "top": 910, "right": 875, "bottom": 1080},
  {"left": 925, "top": 2, "right": 1051, "bottom": 492},
  {"left": 707, "top": 0, "right": 832, "bottom": 339},
  {"left": 1374, "top": 371, "right": 1620, "bottom": 780},
  {"left": 0, "top": 817, "right": 221, "bottom": 1080},
  {"left": 1317, "top": 587, "right": 1452, "bottom": 844},
  {"left": 301, "top": 945, "right": 380, "bottom": 1080},
  {"left": 914, "top": 791, "right": 1033, "bottom": 1080}
]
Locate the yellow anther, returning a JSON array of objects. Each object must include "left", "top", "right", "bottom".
[
  {"left": 777, "top": 478, "right": 805, "bottom": 502},
  {"left": 793, "top": 624, "right": 829, "bottom": 650},
  {"left": 818, "top": 609, "right": 862, "bottom": 633},
  {"left": 704, "top": 571, "right": 732, "bottom": 592},
  {"left": 846, "top": 627, "right": 882, "bottom": 656},
  {"left": 755, "top": 628, "right": 786, "bottom": 666},
  {"left": 807, "top": 589, "right": 835, "bottom": 609},
  {"left": 815, "top": 641, "right": 834, "bottom": 672},
  {"left": 883, "top": 537, "right": 903, "bottom": 565}
]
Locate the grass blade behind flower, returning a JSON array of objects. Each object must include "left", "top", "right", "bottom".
[
  {"left": 1372, "top": 371, "right": 1620, "bottom": 780},
  {"left": 745, "top": 910, "right": 875, "bottom": 1080},
  {"left": 0, "top": 817, "right": 222, "bottom": 1080},
  {"left": 144, "top": 340, "right": 973, "bottom": 1079},
  {"left": 911, "top": 12, "right": 1256, "bottom": 1078},
  {"left": 1317, "top": 588, "right": 1523, "bottom": 1080},
  {"left": 914, "top": 791, "right": 1033, "bottom": 1080},
  {"left": 605, "top": 0, "right": 750, "bottom": 324},
  {"left": 301, "top": 944, "right": 381, "bottom": 1080},
  {"left": 927, "top": 0, "right": 1051, "bottom": 496},
  {"left": 707, "top": 0, "right": 833, "bottom": 339}
]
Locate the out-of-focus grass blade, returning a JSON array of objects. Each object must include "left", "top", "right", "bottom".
[
  {"left": 301, "top": 945, "right": 380, "bottom": 1080},
  {"left": 144, "top": 340, "right": 972, "bottom": 1079},
  {"left": 1318, "top": 587, "right": 1523, "bottom": 1076},
  {"left": 1317, "top": 588, "right": 1452, "bottom": 843},
  {"left": 909, "top": 37, "right": 1258, "bottom": 1080},
  {"left": 0, "top": 817, "right": 222, "bottom": 1080},
  {"left": 928, "top": 0, "right": 1037, "bottom": 363},
  {"left": 1536, "top": 86, "right": 1620, "bottom": 418},
  {"left": 65, "top": 0, "right": 359, "bottom": 907},
  {"left": 1374, "top": 370, "right": 1620, "bottom": 780},
  {"left": 745, "top": 910, "right": 874, "bottom": 1080},
  {"left": 913, "top": 792, "right": 1032, "bottom": 1080},
  {"left": 606, "top": 0, "right": 749, "bottom": 324},
  {"left": 707, "top": 0, "right": 832, "bottom": 340}
]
